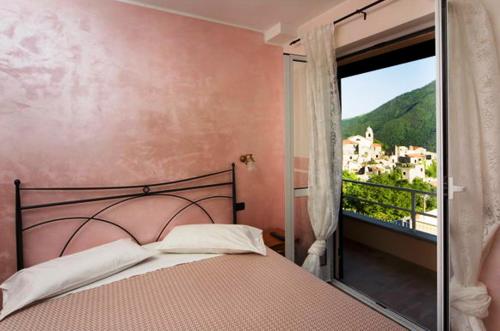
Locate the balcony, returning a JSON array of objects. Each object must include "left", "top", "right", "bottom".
[
  {"left": 340, "top": 180, "right": 437, "bottom": 330},
  {"left": 343, "top": 179, "right": 438, "bottom": 236}
]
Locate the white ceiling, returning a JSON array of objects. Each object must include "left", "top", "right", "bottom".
[{"left": 117, "top": 0, "right": 346, "bottom": 32}]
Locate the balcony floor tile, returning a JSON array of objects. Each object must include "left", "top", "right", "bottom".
[{"left": 342, "top": 239, "right": 437, "bottom": 330}]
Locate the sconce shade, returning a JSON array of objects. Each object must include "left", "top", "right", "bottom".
[{"left": 240, "top": 154, "right": 256, "bottom": 171}]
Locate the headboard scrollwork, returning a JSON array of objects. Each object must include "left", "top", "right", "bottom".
[{"left": 15, "top": 163, "right": 245, "bottom": 270}]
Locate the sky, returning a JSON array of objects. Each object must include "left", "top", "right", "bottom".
[{"left": 341, "top": 56, "right": 436, "bottom": 119}]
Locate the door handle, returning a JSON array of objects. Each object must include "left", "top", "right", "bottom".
[{"left": 449, "top": 177, "right": 466, "bottom": 200}]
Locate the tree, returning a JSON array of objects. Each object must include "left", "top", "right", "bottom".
[
  {"left": 342, "top": 170, "right": 437, "bottom": 222},
  {"left": 341, "top": 81, "right": 437, "bottom": 152},
  {"left": 425, "top": 160, "right": 437, "bottom": 178}
]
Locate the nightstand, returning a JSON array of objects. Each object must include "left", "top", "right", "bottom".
[{"left": 263, "top": 228, "right": 286, "bottom": 255}]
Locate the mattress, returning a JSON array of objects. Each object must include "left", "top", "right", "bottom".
[{"left": 0, "top": 250, "right": 406, "bottom": 331}]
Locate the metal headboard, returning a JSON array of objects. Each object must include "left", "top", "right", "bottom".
[{"left": 14, "top": 163, "right": 245, "bottom": 270}]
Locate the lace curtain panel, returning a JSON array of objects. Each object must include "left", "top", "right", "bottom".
[
  {"left": 448, "top": 0, "right": 500, "bottom": 329},
  {"left": 300, "top": 24, "right": 342, "bottom": 277}
]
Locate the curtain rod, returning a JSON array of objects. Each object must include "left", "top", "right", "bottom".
[{"left": 289, "top": 0, "right": 388, "bottom": 46}]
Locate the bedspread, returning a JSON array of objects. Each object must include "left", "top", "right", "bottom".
[{"left": 0, "top": 250, "right": 406, "bottom": 330}]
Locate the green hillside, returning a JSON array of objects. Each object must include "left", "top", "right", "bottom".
[{"left": 341, "top": 81, "right": 436, "bottom": 152}]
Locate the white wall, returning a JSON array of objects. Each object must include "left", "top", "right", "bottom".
[{"left": 284, "top": 0, "right": 435, "bottom": 56}]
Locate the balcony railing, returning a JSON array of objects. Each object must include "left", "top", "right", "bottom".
[{"left": 342, "top": 179, "right": 437, "bottom": 234}]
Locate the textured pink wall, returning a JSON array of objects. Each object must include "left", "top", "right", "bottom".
[{"left": 0, "top": 0, "right": 284, "bottom": 281}]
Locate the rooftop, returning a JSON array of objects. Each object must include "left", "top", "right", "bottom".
[{"left": 406, "top": 153, "right": 426, "bottom": 158}]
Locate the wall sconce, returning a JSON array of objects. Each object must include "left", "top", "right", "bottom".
[{"left": 240, "top": 154, "right": 256, "bottom": 171}]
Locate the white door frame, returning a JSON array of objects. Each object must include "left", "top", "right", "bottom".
[
  {"left": 283, "top": 53, "right": 300, "bottom": 262},
  {"left": 436, "top": 0, "right": 449, "bottom": 329}
]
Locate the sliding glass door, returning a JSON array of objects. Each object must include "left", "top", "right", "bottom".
[
  {"left": 284, "top": 20, "right": 449, "bottom": 328},
  {"left": 337, "top": 34, "right": 438, "bottom": 330},
  {"left": 284, "top": 54, "right": 335, "bottom": 280}
]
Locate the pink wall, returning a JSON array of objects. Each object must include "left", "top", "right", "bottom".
[{"left": 0, "top": 0, "right": 284, "bottom": 281}]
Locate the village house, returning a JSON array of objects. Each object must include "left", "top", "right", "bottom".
[{"left": 343, "top": 127, "right": 437, "bottom": 183}]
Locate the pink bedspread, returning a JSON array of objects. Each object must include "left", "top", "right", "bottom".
[{"left": 0, "top": 250, "right": 406, "bottom": 330}]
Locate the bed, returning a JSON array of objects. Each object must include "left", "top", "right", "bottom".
[{"left": 1, "top": 165, "right": 406, "bottom": 330}]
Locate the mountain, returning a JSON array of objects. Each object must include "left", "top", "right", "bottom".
[{"left": 341, "top": 81, "right": 436, "bottom": 152}]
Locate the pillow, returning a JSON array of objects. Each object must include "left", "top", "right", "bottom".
[
  {"left": 157, "top": 224, "right": 267, "bottom": 256},
  {"left": 0, "top": 238, "right": 153, "bottom": 320}
]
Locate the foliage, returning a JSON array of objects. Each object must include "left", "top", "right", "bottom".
[
  {"left": 342, "top": 170, "right": 437, "bottom": 222},
  {"left": 341, "top": 81, "right": 437, "bottom": 152},
  {"left": 425, "top": 160, "right": 438, "bottom": 178},
  {"left": 373, "top": 139, "right": 388, "bottom": 151}
]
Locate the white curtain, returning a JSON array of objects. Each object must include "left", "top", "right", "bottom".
[
  {"left": 448, "top": 0, "right": 500, "bottom": 329},
  {"left": 300, "top": 24, "right": 342, "bottom": 277}
]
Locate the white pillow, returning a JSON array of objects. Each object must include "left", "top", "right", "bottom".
[
  {"left": 0, "top": 239, "right": 153, "bottom": 320},
  {"left": 157, "top": 224, "right": 267, "bottom": 256}
]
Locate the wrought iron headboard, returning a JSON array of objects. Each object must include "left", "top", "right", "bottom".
[{"left": 14, "top": 163, "right": 245, "bottom": 270}]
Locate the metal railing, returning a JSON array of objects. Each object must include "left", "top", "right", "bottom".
[{"left": 341, "top": 179, "right": 437, "bottom": 230}]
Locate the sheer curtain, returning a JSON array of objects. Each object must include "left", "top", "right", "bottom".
[
  {"left": 300, "top": 24, "right": 342, "bottom": 277},
  {"left": 448, "top": 0, "right": 500, "bottom": 329}
]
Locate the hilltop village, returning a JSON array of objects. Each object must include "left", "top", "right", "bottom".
[{"left": 343, "top": 127, "right": 437, "bottom": 185}]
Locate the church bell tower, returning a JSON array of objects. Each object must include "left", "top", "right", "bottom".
[{"left": 365, "top": 126, "right": 374, "bottom": 143}]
